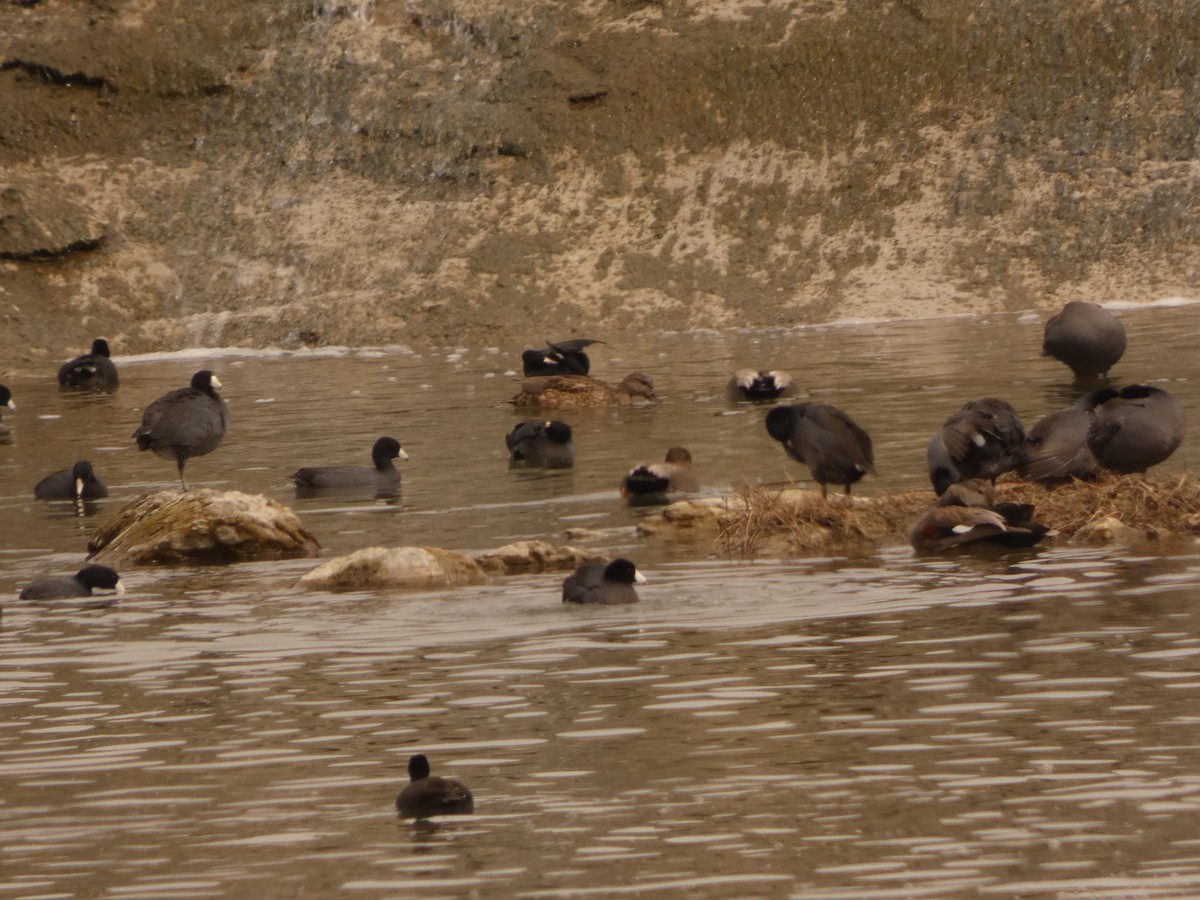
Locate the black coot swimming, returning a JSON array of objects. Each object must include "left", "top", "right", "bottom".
[
  {"left": 291, "top": 436, "right": 408, "bottom": 489},
  {"left": 395, "top": 754, "right": 474, "bottom": 819},
  {"left": 506, "top": 420, "right": 575, "bottom": 468},
  {"left": 58, "top": 338, "right": 119, "bottom": 390},
  {"left": 34, "top": 460, "right": 109, "bottom": 500},
  {"left": 133, "top": 370, "right": 229, "bottom": 490},
  {"left": 19, "top": 565, "right": 124, "bottom": 600},
  {"left": 562, "top": 558, "right": 646, "bottom": 605}
]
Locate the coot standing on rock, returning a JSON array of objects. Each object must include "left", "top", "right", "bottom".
[
  {"left": 1087, "top": 383, "right": 1186, "bottom": 474},
  {"left": 133, "top": 370, "right": 229, "bottom": 490},
  {"left": 34, "top": 460, "right": 109, "bottom": 500},
  {"left": 1017, "top": 388, "right": 1119, "bottom": 485},
  {"left": 562, "top": 558, "right": 647, "bottom": 605},
  {"left": 395, "top": 754, "right": 474, "bottom": 819},
  {"left": 506, "top": 420, "right": 575, "bottom": 468},
  {"left": 765, "top": 402, "right": 875, "bottom": 497},
  {"left": 58, "top": 338, "right": 119, "bottom": 390},
  {"left": 1042, "top": 301, "right": 1126, "bottom": 378},
  {"left": 18, "top": 565, "right": 124, "bottom": 600},
  {"left": 926, "top": 397, "right": 1025, "bottom": 495},
  {"left": 291, "top": 436, "right": 408, "bottom": 490}
]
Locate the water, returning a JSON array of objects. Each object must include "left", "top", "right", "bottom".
[{"left": 2, "top": 303, "right": 1199, "bottom": 898}]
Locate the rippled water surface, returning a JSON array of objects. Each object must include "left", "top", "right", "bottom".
[{"left": 2, "top": 304, "right": 1200, "bottom": 898}]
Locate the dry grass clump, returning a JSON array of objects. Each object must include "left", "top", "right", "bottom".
[{"left": 716, "top": 473, "right": 1200, "bottom": 556}]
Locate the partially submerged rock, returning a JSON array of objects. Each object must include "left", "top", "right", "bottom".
[
  {"left": 637, "top": 497, "right": 731, "bottom": 540},
  {"left": 299, "top": 546, "right": 486, "bottom": 592},
  {"left": 474, "top": 540, "right": 603, "bottom": 575},
  {"left": 88, "top": 489, "right": 319, "bottom": 565}
]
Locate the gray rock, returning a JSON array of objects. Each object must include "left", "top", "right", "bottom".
[{"left": 88, "top": 489, "right": 319, "bottom": 565}]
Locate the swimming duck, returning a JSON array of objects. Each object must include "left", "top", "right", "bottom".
[
  {"left": 506, "top": 419, "right": 575, "bottom": 468},
  {"left": 1086, "top": 383, "right": 1186, "bottom": 474},
  {"left": 395, "top": 754, "right": 474, "bottom": 819},
  {"left": 621, "top": 446, "right": 699, "bottom": 498},
  {"left": 1042, "top": 301, "right": 1126, "bottom": 378},
  {"left": 0, "top": 385, "right": 14, "bottom": 417},
  {"left": 765, "top": 402, "right": 875, "bottom": 497},
  {"left": 34, "top": 460, "right": 109, "bottom": 501},
  {"left": 521, "top": 338, "right": 604, "bottom": 377},
  {"left": 909, "top": 479, "right": 1049, "bottom": 552},
  {"left": 562, "top": 558, "right": 646, "bottom": 605},
  {"left": 18, "top": 565, "right": 125, "bottom": 600},
  {"left": 727, "top": 369, "right": 795, "bottom": 402},
  {"left": 133, "top": 370, "right": 229, "bottom": 490},
  {"left": 58, "top": 338, "right": 119, "bottom": 390},
  {"left": 926, "top": 397, "right": 1026, "bottom": 495},
  {"left": 291, "top": 436, "right": 408, "bottom": 489},
  {"left": 1017, "top": 388, "right": 1119, "bottom": 485},
  {"left": 509, "top": 373, "right": 657, "bottom": 409}
]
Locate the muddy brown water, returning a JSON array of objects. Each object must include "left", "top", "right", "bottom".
[{"left": 2, "top": 303, "right": 1199, "bottom": 898}]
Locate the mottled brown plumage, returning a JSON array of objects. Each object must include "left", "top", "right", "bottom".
[{"left": 509, "top": 373, "right": 657, "bottom": 409}]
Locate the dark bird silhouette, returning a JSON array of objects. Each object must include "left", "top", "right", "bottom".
[
  {"left": 34, "top": 460, "right": 109, "bottom": 501},
  {"left": 621, "top": 447, "right": 699, "bottom": 499},
  {"left": 521, "top": 339, "right": 604, "bottom": 376},
  {"left": 0, "top": 385, "right": 14, "bottom": 417},
  {"left": 509, "top": 373, "right": 657, "bottom": 409},
  {"left": 506, "top": 419, "right": 575, "bottom": 468},
  {"left": 1042, "top": 301, "right": 1126, "bottom": 378},
  {"left": 1087, "top": 383, "right": 1186, "bottom": 474},
  {"left": 1017, "top": 388, "right": 1120, "bottom": 485},
  {"left": 395, "top": 754, "right": 474, "bottom": 819},
  {"left": 727, "top": 369, "right": 795, "bottom": 402},
  {"left": 291, "top": 436, "right": 408, "bottom": 489},
  {"left": 133, "top": 370, "right": 229, "bottom": 490},
  {"left": 909, "top": 479, "right": 1049, "bottom": 552},
  {"left": 562, "top": 558, "right": 646, "bottom": 605},
  {"left": 765, "top": 402, "right": 875, "bottom": 497},
  {"left": 58, "top": 338, "right": 119, "bottom": 390},
  {"left": 19, "top": 565, "right": 124, "bottom": 600},
  {"left": 926, "top": 397, "right": 1026, "bottom": 495}
]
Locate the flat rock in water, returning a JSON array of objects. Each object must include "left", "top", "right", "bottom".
[
  {"left": 88, "top": 489, "right": 320, "bottom": 565},
  {"left": 474, "top": 540, "right": 604, "bottom": 575},
  {"left": 299, "top": 546, "right": 486, "bottom": 592}
]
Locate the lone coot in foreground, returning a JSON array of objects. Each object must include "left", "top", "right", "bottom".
[
  {"left": 1042, "top": 301, "right": 1126, "bottom": 378},
  {"left": 765, "top": 402, "right": 875, "bottom": 497},
  {"left": 1017, "top": 388, "right": 1119, "bottom": 485},
  {"left": 1087, "top": 384, "right": 1186, "bottom": 474},
  {"left": 58, "top": 338, "right": 119, "bottom": 390},
  {"left": 18, "top": 565, "right": 124, "bottom": 600},
  {"left": 727, "top": 369, "right": 795, "bottom": 402},
  {"left": 521, "top": 338, "right": 604, "bottom": 377},
  {"left": 133, "top": 370, "right": 229, "bottom": 490},
  {"left": 395, "top": 754, "right": 474, "bottom": 819},
  {"left": 509, "top": 373, "right": 657, "bottom": 409},
  {"left": 291, "top": 436, "right": 408, "bottom": 489},
  {"left": 562, "top": 558, "right": 646, "bottom": 605},
  {"left": 34, "top": 460, "right": 109, "bottom": 501},
  {"left": 506, "top": 420, "right": 575, "bottom": 468},
  {"left": 621, "top": 447, "right": 699, "bottom": 499},
  {"left": 926, "top": 397, "right": 1026, "bottom": 495}
]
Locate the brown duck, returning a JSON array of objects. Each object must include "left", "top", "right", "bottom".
[{"left": 509, "top": 373, "right": 657, "bottom": 409}]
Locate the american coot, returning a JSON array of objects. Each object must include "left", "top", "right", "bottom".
[
  {"left": 621, "top": 447, "right": 699, "bottom": 498},
  {"left": 727, "top": 369, "right": 795, "bottom": 402},
  {"left": 395, "top": 754, "right": 474, "bottom": 819},
  {"left": 562, "top": 558, "right": 646, "bottom": 605},
  {"left": 765, "top": 402, "right": 875, "bottom": 497},
  {"left": 1042, "top": 301, "right": 1126, "bottom": 378},
  {"left": 1017, "top": 388, "right": 1119, "bottom": 485},
  {"left": 926, "top": 397, "right": 1025, "bottom": 495},
  {"left": 291, "top": 436, "right": 408, "bottom": 489},
  {"left": 58, "top": 338, "right": 119, "bottom": 390},
  {"left": 1087, "top": 384, "right": 1186, "bottom": 474},
  {"left": 521, "top": 338, "right": 604, "bottom": 377},
  {"left": 18, "top": 565, "right": 125, "bottom": 600},
  {"left": 0, "top": 385, "right": 14, "bottom": 416},
  {"left": 34, "top": 460, "right": 109, "bottom": 500},
  {"left": 509, "top": 373, "right": 657, "bottom": 409},
  {"left": 506, "top": 420, "right": 575, "bottom": 468},
  {"left": 133, "top": 370, "right": 229, "bottom": 490},
  {"left": 909, "top": 479, "right": 1049, "bottom": 552}
]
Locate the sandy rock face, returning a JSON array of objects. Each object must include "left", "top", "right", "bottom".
[
  {"left": 299, "top": 546, "right": 487, "bottom": 592},
  {"left": 88, "top": 489, "right": 320, "bottom": 565}
]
